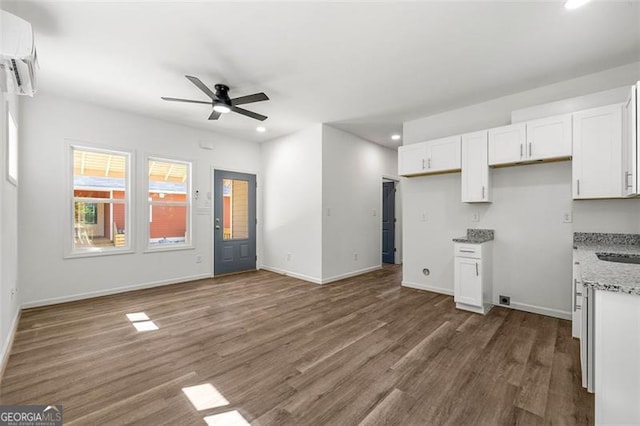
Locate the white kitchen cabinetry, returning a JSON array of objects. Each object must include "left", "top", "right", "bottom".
[
  {"left": 573, "top": 104, "right": 623, "bottom": 199},
  {"left": 623, "top": 82, "right": 638, "bottom": 197},
  {"left": 461, "top": 131, "right": 490, "bottom": 202},
  {"left": 398, "top": 137, "right": 461, "bottom": 177},
  {"left": 595, "top": 290, "right": 640, "bottom": 425},
  {"left": 525, "top": 114, "right": 572, "bottom": 161},
  {"left": 487, "top": 114, "right": 571, "bottom": 166},
  {"left": 488, "top": 123, "right": 526, "bottom": 165},
  {"left": 572, "top": 252, "right": 582, "bottom": 339},
  {"left": 454, "top": 242, "right": 493, "bottom": 314},
  {"left": 398, "top": 143, "right": 428, "bottom": 176}
]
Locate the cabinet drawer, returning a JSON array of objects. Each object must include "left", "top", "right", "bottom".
[{"left": 454, "top": 243, "right": 482, "bottom": 258}]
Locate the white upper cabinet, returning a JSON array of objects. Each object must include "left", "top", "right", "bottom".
[
  {"left": 398, "top": 143, "right": 428, "bottom": 176},
  {"left": 525, "top": 114, "right": 572, "bottom": 161},
  {"left": 573, "top": 104, "right": 623, "bottom": 199},
  {"left": 398, "top": 136, "right": 461, "bottom": 177},
  {"left": 427, "top": 136, "right": 461, "bottom": 173},
  {"left": 488, "top": 123, "right": 526, "bottom": 166},
  {"left": 461, "top": 131, "right": 491, "bottom": 203},
  {"left": 622, "top": 83, "right": 638, "bottom": 197},
  {"left": 488, "top": 114, "right": 571, "bottom": 166}
]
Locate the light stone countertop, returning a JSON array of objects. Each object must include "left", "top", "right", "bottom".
[{"left": 574, "top": 233, "right": 640, "bottom": 296}]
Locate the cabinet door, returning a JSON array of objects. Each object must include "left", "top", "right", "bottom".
[
  {"left": 526, "top": 114, "right": 572, "bottom": 161},
  {"left": 398, "top": 143, "right": 427, "bottom": 176},
  {"left": 573, "top": 104, "right": 623, "bottom": 199},
  {"left": 488, "top": 123, "right": 526, "bottom": 166},
  {"left": 426, "top": 136, "right": 461, "bottom": 173},
  {"left": 623, "top": 84, "right": 638, "bottom": 196},
  {"left": 461, "top": 131, "right": 490, "bottom": 202},
  {"left": 454, "top": 257, "right": 482, "bottom": 307}
]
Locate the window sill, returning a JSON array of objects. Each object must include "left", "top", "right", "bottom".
[
  {"left": 144, "top": 244, "right": 194, "bottom": 254},
  {"left": 64, "top": 247, "right": 135, "bottom": 259}
]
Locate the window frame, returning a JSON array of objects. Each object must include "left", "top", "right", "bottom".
[
  {"left": 6, "top": 103, "right": 18, "bottom": 186},
  {"left": 65, "top": 142, "right": 135, "bottom": 258},
  {"left": 144, "top": 155, "right": 194, "bottom": 253}
]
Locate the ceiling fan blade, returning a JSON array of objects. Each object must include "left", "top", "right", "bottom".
[
  {"left": 232, "top": 106, "right": 267, "bottom": 121},
  {"left": 161, "top": 97, "right": 211, "bottom": 105},
  {"left": 231, "top": 92, "right": 269, "bottom": 106},
  {"left": 185, "top": 75, "right": 218, "bottom": 100},
  {"left": 208, "top": 110, "right": 221, "bottom": 120}
]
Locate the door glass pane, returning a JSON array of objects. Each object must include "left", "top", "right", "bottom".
[{"left": 223, "top": 179, "right": 249, "bottom": 240}]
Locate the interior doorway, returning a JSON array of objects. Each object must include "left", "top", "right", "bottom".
[{"left": 382, "top": 180, "right": 396, "bottom": 264}]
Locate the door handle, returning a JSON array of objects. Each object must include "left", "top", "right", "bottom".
[
  {"left": 215, "top": 225, "right": 221, "bottom": 230},
  {"left": 475, "top": 262, "right": 479, "bottom": 276}
]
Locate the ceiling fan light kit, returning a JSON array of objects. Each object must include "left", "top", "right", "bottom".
[{"left": 162, "top": 76, "right": 269, "bottom": 122}]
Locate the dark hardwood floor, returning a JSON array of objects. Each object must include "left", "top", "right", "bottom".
[{"left": 0, "top": 265, "right": 593, "bottom": 425}]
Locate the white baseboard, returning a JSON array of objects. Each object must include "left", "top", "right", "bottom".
[
  {"left": 506, "top": 301, "right": 572, "bottom": 320},
  {"left": 320, "top": 265, "right": 381, "bottom": 284},
  {"left": 401, "top": 280, "right": 454, "bottom": 296},
  {"left": 21, "top": 273, "right": 212, "bottom": 309},
  {"left": 259, "top": 265, "right": 322, "bottom": 284},
  {"left": 0, "top": 308, "right": 21, "bottom": 383}
]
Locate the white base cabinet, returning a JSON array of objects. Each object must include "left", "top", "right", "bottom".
[{"left": 454, "top": 242, "right": 493, "bottom": 315}]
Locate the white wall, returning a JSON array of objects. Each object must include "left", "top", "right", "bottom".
[
  {"left": 402, "top": 62, "right": 640, "bottom": 319},
  {"left": 321, "top": 125, "right": 398, "bottom": 282},
  {"left": 19, "top": 94, "right": 260, "bottom": 307},
  {"left": 260, "top": 125, "right": 323, "bottom": 282},
  {"left": 405, "top": 61, "right": 640, "bottom": 144},
  {"left": 0, "top": 92, "right": 20, "bottom": 371}
]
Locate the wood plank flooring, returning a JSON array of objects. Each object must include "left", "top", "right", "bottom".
[{"left": 0, "top": 265, "right": 593, "bottom": 425}]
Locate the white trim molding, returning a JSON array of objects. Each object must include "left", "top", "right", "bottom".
[
  {"left": 0, "top": 309, "right": 21, "bottom": 383},
  {"left": 401, "top": 281, "right": 455, "bottom": 296}
]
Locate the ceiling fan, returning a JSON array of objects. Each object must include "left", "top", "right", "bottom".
[{"left": 162, "top": 75, "right": 269, "bottom": 121}]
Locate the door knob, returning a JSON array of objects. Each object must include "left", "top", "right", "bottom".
[{"left": 215, "top": 225, "right": 221, "bottom": 230}]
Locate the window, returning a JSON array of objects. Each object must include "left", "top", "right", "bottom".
[
  {"left": 147, "top": 158, "right": 192, "bottom": 249},
  {"left": 69, "top": 145, "right": 131, "bottom": 255},
  {"left": 7, "top": 108, "right": 17, "bottom": 185}
]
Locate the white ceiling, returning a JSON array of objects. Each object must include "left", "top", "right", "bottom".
[{"left": 2, "top": 1, "right": 639, "bottom": 148}]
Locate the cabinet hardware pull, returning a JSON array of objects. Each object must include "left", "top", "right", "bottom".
[
  {"left": 428, "top": 158, "right": 431, "bottom": 169},
  {"left": 482, "top": 186, "right": 485, "bottom": 199},
  {"left": 625, "top": 171, "right": 633, "bottom": 190},
  {"left": 528, "top": 142, "right": 532, "bottom": 157},
  {"left": 459, "top": 249, "right": 475, "bottom": 253},
  {"left": 422, "top": 159, "right": 425, "bottom": 170},
  {"left": 475, "top": 262, "right": 479, "bottom": 276},
  {"left": 577, "top": 179, "right": 580, "bottom": 196},
  {"left": 520, "top": 144, "right": 523, "bottom": 158}
]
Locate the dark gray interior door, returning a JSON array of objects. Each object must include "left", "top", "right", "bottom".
[
  {"left": 214, "top": 170, "right": 257, "bottom": 276},
  {"left": 382, "top": 181, "right": 396, "bottom": 264}
]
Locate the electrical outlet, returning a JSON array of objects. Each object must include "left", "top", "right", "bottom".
[
  {"left": 499, "top": 295, "right": 511, "bottom": 306},
  {"left": 563, "top": 212, "right": 573, "bottom": 223},
  {"left": 421, "top": 212, "right": 428, "bottom": 222},
  {"left": 372, "top": 208, "right": 377, "bottom": 217},
  {"left": 353, "top": 253, "right": 358, "bottom": 261},
  {"left": 471, "top": 212, "right": 480, "bottom": 222},
  {"left": 196, "top": 254, "right": 203, "bottom": 263}
]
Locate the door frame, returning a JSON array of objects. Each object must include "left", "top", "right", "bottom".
[
  {"left": 380, "top": 175, "right": 402, "bottom": 265},
  {"left": 211, "top": 166, "right": 260, "bottom": 277}
]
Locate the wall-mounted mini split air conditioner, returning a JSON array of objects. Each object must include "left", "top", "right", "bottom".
[{"left": 0, "top": 10, "right": 38, "bottom": 96}]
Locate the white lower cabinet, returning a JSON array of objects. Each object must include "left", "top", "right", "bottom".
[{"left": 454, "top": 242, "right": 493, "bottom": 314}]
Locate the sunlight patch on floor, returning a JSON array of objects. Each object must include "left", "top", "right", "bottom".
[
  {"left": 203, "top": 410, "right": 250, "bottom": 426},
  {"left": 182, "top": 383, "right": 229, "bottom": 411}
]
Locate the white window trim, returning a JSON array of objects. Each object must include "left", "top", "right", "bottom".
[
  {"left": 6, "top": 103, "right": 18, "bottom": 186},
  {"left": 144, "top": 154, "right": 194, "bottom": 253},
  {"left": 64, "top": 141, "right": 135, "bottom": 258}
]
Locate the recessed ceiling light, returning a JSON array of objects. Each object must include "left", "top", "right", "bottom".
[
  {"left": 256, "top": 126, "right": 266, "bottom": 133},
  {"left": 212, "top": 103, "right": 231, "bottom": 114},
  {"left": 565, "top": 0, "right": 590, "bottom": 9},
  {"left": 391, "top": 134, "right": 401, "bottom": 141}
]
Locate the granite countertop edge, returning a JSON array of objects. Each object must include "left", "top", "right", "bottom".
[
  {"left": 582, "top": 280, "right": 640, "bottom": 296},
  {"left": 452, "top": 236, "right": 494, "bottom": 244}
]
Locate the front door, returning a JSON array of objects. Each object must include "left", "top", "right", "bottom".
[
  {"left": 213, "top": 170, "right": 257, "bottom": 275},
  {"left": 382, "top": 181, "right": 395, "bottom": 264}
]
